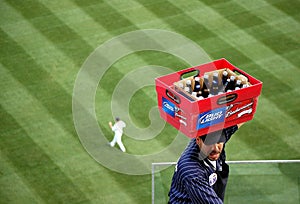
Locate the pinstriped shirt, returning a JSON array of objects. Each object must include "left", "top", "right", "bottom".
[{"left": 168, "top": 126, "right": 238, "bottom": 204}]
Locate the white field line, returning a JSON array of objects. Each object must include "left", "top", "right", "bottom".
[{"left": 152, "top": 160, "right": 300, "bottom": 166}]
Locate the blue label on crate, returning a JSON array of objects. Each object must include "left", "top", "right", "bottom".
[
  {"left": 196, "top": 107, "right": 226, "bottom": 130},
  {"left": 162, "top": 97, "right": 175, "bottom": 117}
]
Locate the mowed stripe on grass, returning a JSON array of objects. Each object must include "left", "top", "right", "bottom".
[
  {"left": 0, "top": 86, "right": 88, "bottom": 203},
  {"left": 0, "top": 152, "right": 45, "bottom": 203}
]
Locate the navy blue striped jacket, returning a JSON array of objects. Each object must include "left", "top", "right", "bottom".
[{"left": 168, "top": 126, "right": 238, "bottom": 204}]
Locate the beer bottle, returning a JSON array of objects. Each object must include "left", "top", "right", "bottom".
[
  {"left": 224, "top": 78, "right": 230, "bottom": 92},
  {"left": 225, "top": 75, "right": 236, "bottom": 92},
  {"left": 185, "top": 79, "right": 192, "bottom": 93},
  {"left": 202, "top": 74, "right": 210, "bottom": 98},
  {"left": 193, "top": 77, "right": 201, "bottom": 92},
  {"left": 202, "top": 89, "right": 210, "bottom": 98},
  {"left": 178, "top": 82, "right": 184, "bottom": 90},
  {"left": 184, "top": 87, "right": 191, "bottom": 94},
  {"left": 235, "top": 79, "right": 242, "bottom": 89},
  {"left": 239, "top": 75, "right": 248, "bottom": 85},
  {"left": 222, "top": 70, "right": 228, "bottom": 85},
  {"left": 192, "top": 91, "right": 204, "bottom": 100},
  {"left": 191, "top": 92, "right": 197, "bottom": 98},
  {"left": 213, "top": 72, "right": 219, "bottom": 83},
  {"left": 202, "top": 74, "right": 210, "bottom": 90},
  {"left": 241, "top": 78, "right": 249, "bottom": 87},
  {"left": 211, "top": 80, "right": 219, "bottom": 95},
  {"left": 242, "top": 83, "right": 249, "bottom": 88},
  {"left": 219, "top": 72, "right": 228, "bottom": 93}
]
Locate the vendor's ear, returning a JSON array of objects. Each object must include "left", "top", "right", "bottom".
[{"left": 196, "top": 136, "right": 201, "bottom": 145}]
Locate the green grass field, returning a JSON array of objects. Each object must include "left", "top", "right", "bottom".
[{"left": 1, "top": 0, "right": 299, "bottom": 203}]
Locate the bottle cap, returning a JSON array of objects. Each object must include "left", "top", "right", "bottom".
[
  {"left": 230, "top": 75, "right": 235, "bottom": 81},
  {"left": 186, "top": 80, "right": 191, "bottom": 85},
  {"left": 178, "top": 82, "right": 184, "bottom": 89},
  {"left": 223, "top": 70, "right": 228, "bottom": 76},
  {"left": 192, "top": 92, "right": 197, "bottom": 97},
  {"left": 195, "top": 77, "right": 200, "bottom": 81},
  {"left": 184, "top": 87, "right": 190, "bottom": 92}
]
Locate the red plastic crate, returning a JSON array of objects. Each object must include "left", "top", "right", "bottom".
[{"left": 155, "top": 58, "right": 263, "bottom": 138}]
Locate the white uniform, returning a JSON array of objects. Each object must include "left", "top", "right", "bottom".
[{"left": 109, "top": 120, "right": 126, "bottom": 152}]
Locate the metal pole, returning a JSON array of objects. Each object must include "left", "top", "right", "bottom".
[
  {"left": 151, "top": 163, "right": 155, "bottom": 204},
  {"left": 227, "top": 160, "right": 300, "bottom": 164}
]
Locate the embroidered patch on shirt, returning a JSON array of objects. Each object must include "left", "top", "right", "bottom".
[{"left": 209, "top": 173, "right": 217, "bottom": 186}]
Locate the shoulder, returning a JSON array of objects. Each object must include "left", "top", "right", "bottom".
[
  {"left": 177, "top": 159, "right": 207, "bottom": 179},
  {"left": 175, "top": 156, "right": 211, "bottom": 196},
  {"left": 118, "top": 120, "right": 126, "bottom": 127},
  {"left": 115, "top": 121, "right": 126, "bottom": 128}
]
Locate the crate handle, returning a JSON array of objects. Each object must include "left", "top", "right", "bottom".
[
  {"left": 180, "top": 69, "right": 199, "bottom": 80},
  {"left": 217, "top": 93, "right": 237, "bottom": 105},
  {"left": 166, "top": 89, "right": 180, "bottom": 104}
]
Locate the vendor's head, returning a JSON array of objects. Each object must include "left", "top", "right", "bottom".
[{"left": 196, "top": 130, "right": 226, "bottom": 161}]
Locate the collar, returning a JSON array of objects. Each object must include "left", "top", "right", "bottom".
[{"left": 203, "top": 159, "right": 216, "bottom": 170}]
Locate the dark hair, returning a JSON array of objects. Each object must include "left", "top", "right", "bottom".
[{"left": 115, "top": 117, "right": 120, "bottom": 121}]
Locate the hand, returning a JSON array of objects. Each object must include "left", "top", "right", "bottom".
[{"left": 109, "top": 122, "right": 112, "bottom": 126}]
